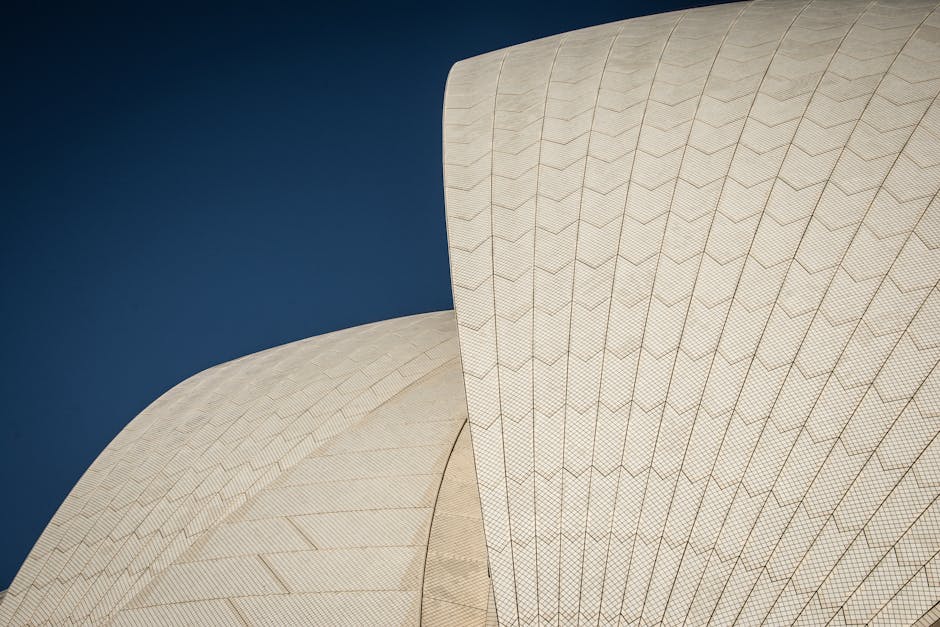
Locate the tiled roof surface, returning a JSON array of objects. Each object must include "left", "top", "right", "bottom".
[
  {"left": 0, "top": 312, "right": 473, "bottom": 625},
  {"left": 444, "top": 1, "right": 940, "bottom": 624}
]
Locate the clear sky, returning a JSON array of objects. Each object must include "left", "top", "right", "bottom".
[{"left": 0, "top": 0, "right": 722, "bottom": 588}]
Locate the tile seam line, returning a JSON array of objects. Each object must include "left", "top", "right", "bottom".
[
  {"left": 529, "top": 34, "right": 567, "bottom": 624},
  {"left": 922, "top": 601, "right": 940, "bottom": 625},
  {"left": 423, "top": 595, "right": 489, "bottom": 612},
  {"left": 227, "top": 596, "right": 252, "bottom": 627},
  {"left": 122, "top": 586, "right": 429, "bottom": 612},
  {"left": 419, "top": 418, "right": 471, "bottom": 626}
]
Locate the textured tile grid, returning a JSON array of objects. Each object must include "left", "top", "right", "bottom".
[
  {"left": 115, "top": 353, "right": 469, "bottom": 626},
  {"left": 444, "top": 1, "right": 940, "bottom": 624},
  {"left": 0, "top": 312, "right": 465, "bottom": 625},
  {"left": 421, "top": 423, "right": 491, "bottom": 626},
  {"left": 682, "top": 6, "right": 940, "bottom": 626}
]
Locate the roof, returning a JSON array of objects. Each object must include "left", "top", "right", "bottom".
[
  {"left": 443, "top": 0, "right": 940, "bottom": 624},
  {"left": 0, "top": 312, "right": 492, "bottom": 625}
]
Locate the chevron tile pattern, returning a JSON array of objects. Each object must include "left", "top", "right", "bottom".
[
  {"left": 0, "top": 312, "right": 470, "bottom": 625},
  {"left": 444, "top": 1, "right": 940, "bottom": 624}
]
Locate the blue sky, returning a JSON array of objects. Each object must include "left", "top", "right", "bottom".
[{"left": 0, "top": 0, "right": 719, "bottom": 588}]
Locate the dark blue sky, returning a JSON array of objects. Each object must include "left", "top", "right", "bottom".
[{"left": 1, "top": 0, "right": 720, "bottom": 588}]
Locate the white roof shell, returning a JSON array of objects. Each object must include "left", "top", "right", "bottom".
[
  {"left": 444, "top": 0, "right": 940, "bottom": 625},
  {"left": 0, "top": 312, "right": 493, "bottom": 625}
]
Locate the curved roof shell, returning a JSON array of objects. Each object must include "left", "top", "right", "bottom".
[
  {"left": 443, "top": 0, "right": 940, "bottom": 624},
  {"left": 0, "top": 312, "right": 494, "bottom": 625}
]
